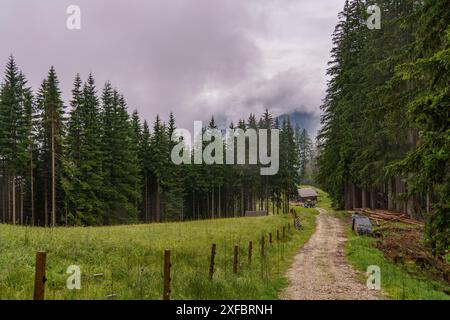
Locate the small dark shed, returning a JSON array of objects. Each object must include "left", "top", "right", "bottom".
[
  {"left": 298, "top": 188, "right": 318, "bottom": 202},
  {"left": 245, "top": 211, "right": 268, "bottom": 217}
]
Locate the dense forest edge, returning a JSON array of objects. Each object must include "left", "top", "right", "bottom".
[
  {"left": 316, "top": 0, "right": 449, "bottom": 256},
  {"left": 0, "top": 58, "right": 315, "bottom": 227}
]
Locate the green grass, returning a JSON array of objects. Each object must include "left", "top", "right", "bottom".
[
  {"left": 345, "top": 230, "right": 450, "bottom": 300},
  {"left": 314, "top": 187, "right": 333, "bottom": 211},
  {"left": 0, "top": 207, "right": 317, "bottom": 300}
]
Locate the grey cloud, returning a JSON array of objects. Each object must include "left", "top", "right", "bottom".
[
  {"left": 193, "top": 69, "right": 323, "bottom": 127},
  {"left": 0, "top": 0, "right": 344, "bottom": 129}
]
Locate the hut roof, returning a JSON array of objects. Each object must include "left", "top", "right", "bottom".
[{"left": 298, "top": 188, "right": 318, "bottom": 198}]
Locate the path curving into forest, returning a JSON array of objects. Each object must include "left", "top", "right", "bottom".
[{"left": 280, "top": 208, "right": 381, "bottom": 300}]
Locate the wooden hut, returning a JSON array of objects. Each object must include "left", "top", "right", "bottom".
[{"left": 298, "top": 188, "right": 318, "bottom": 202}]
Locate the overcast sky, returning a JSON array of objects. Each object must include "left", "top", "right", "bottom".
[{"left": 0, "top": 0, "right": 344, "bottom": 129}]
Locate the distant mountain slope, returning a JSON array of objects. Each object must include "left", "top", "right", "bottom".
[{"left": 276, "top": 111, "right": 320, "bottom": 137}]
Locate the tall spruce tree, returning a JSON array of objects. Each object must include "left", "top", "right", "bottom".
[
  {"left": 35, "top": 67, "right": 65, "bottom": 226},
  {"left": 149, "top": 115, "right": 169, "bottom": 221},
  {"left": 0, "top": 57, "right": 30, "bottom": 224},
  {"left": 63, "top": 74, "right": 104, "bottom": 225},
  {"left": 100, "top": 86, "right": 140, "bottom": 224},
  {"left": 140, "top": 120, "right": 152, "bottom": 222}
]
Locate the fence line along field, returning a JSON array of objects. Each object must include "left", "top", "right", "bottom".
[{"left": 0, "top": 206, "right": 317, "bottom": 300}]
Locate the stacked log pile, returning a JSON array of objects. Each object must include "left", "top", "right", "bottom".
[{"left": 353, "top": 208, "right": 424, "bottom": 226}]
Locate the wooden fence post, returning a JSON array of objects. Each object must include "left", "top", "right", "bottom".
[
  {"left": 288, "top": 223, "right": 291, "bottom": 232},
  {"left": 163, "top": 250, "right": 171, "bottom": 300},
  {"left": 209, "top": 244, "right": 216, "bottom": 280},
  {"left": 269, "top": 233, "right": 273, "bottom": 245},
  {"left": 248, "top": 241, "right": 253, "bottom": 265},
  {"left": 233, "top": 245, "right": 239, "bottom": 274},
  {"left": 33, "top": 251, "right": 47, "bottom": 300},
  {"left": 276, "top": 229, "right": 280, "bottom": 242},
  {"left": 282, "top": 226, "right": 286, "bottom": 240}
]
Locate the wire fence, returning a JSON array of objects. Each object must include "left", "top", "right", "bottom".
[
  {"left": 22, "top": 222, "right": 296, "bottom": 300},
  {"left": 2, "top": 217, "right": 447, "bottom": 300}
]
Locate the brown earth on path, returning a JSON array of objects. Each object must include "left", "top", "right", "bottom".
[{"left": 280, "top": 208, "right": 381, "bottom": 300}]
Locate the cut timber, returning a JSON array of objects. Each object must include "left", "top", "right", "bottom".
[{"left": 353, "top": 208, "right": 423, "bottom": 226}]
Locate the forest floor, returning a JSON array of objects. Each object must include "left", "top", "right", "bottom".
[{"left": 280, "top": 208, "right": 381, "bottom": 300}]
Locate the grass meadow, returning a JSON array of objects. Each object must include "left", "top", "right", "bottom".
[{"left": 0, "top": 206, "right": 317, "bottom": 300}]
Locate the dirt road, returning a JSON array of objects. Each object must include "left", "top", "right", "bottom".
[{"left": 280, "top": 208, "right": 380, "bottom": 300}]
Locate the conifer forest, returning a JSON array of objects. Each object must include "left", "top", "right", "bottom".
[{"left": 0, "top": 0, "right": 449, "bottom": 303}]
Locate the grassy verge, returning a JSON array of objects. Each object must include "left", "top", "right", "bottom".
[
  {"left": 314, "top": 187, "right": 333, "bottom": 211},
  {"left": 345, "top": 229, "right": 449, "bottom": 300},
  {"left": 0, "top": 207, "right": 316, "bottom": 300}
]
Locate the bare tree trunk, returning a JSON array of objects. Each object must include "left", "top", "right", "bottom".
[
  {"left": 395, "top": 177, "right": 407, "bottom": 214},
  {"left": 212, "top": 188, "right": 215, "bottom": 219},
  {"left": 12, "top": 173, "right": 16, "bottom": 225},
  {"left": 287, "top": 194, "right": 290, "bottom": 214},
  {"left": 265, "top": 178, "right": 268, "bottom": 213},
  {"left": 196, "top": 197, "right": 199, "bottom": 220},
  {"left": 387, "top": 178, "right": 394, "bottom": 211},
  {"left": 218, "top": 186, "right": 221, "bottom": 218},
  {"left": 20, "top": 179, "right": 23, "bottom": 225},
  {"left": 156, "top": 182, "right": 160, "bottom": 222},
  {"left": 192, "top": 192, "right": 195, "bottom": 220},
  {"left": 5, "top": 172, "right": 10, "bottom": 223},
  {"left": 8, "top": 173, "right": 11, "bottom": 223},
  {"left": 351, "top": 184, "right": 357, "bottom": 209},
  {"left": 31, "top": 152, "right": 35, "bottom": 226},
  {"left": 361, "top": 188, "right": 367, "bottom": 208},
  {"left": 406, "top": 180, "right": 420, "bottom": 219},
  {"left": 395, "top": 177, "right": 401, "bottom": 212},
  {"left": 344, "top": 183, "right": 352, "bottom": 210},
  {"left": 272, "top": 194, "right": 275, "bottom": 215},
  {"left": 206, "top": 191, "right": 209, "bottom": 219},
  {"left": 370, "top": 188, "right": 376, "bottom": 209},
  {"left": 51, "top": 123, "right": 56, "bottom": 227},
  {"left": 240, "top": 187, "right": 244, "bottom": 216},
  {"left": 44, "top": 183, "right": 48, "bottom": 227},
  {"left": 144, "top": 174, "right": 148, "bottom": 223}
]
